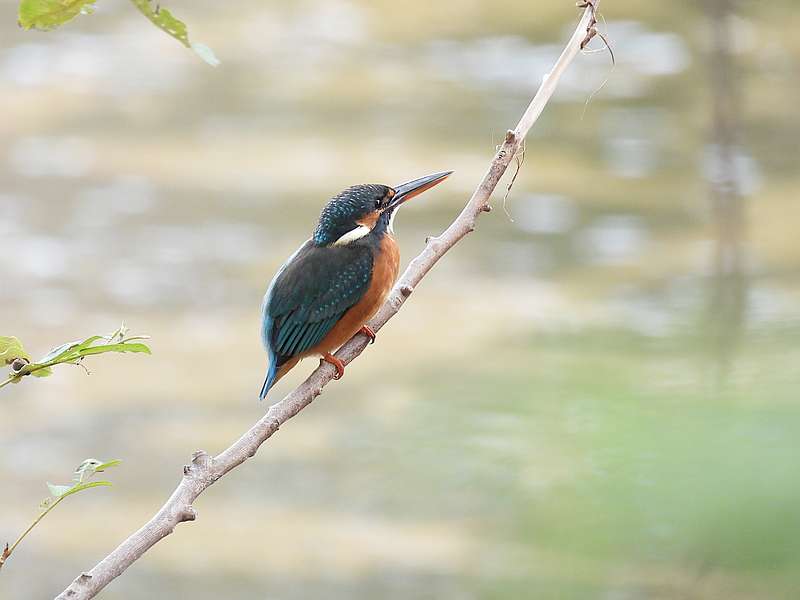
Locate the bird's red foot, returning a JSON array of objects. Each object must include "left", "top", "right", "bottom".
[
  {"left": 359, "top": 325, "right": 376, "bottom": 344},
  {"left": 321, "top": 353, "right": 345, "bottom": 380}
]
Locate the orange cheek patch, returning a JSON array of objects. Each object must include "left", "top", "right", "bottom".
[{"left": 357, "top": 212, "right": 380, "bottom": 229}]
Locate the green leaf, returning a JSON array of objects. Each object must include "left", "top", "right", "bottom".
[
  {"left": 18, "top": 0, "right": 98, "bottom": 31},
  {"left": 60, "top": 481, "right": 112, "bottom": 499},
  {"left": 45, "top": 457, "right": 120, "bottom": 499},
  {"left": 37, "top": 339, "right": 85, "bottom": 364},
  {"left": 74, "top": 458, "right": 121, "bottom": 482},
  {"left": 0, "top": 337, "right": 29, "bottom": 364},
  {"left": 45, "top": 480, "right": 114, "bottom": 500},
  {"left": 77, "top": 342, "right": 151, "bottom": 357},
  {"left": 92, "top": 459, "right": 122, "bottom": 472},
  {"left": 128, "top": 1, "right": 188, "bottom": 46},
  {"left": 73, "top": 336, "right": 105, "bottom": 351},
  {"left": 46, "top": 483, "right": 73, "bottom": 497},
  {"left": 30, "top": 367, "right": 53, "bottom": 378},
  {"left": 129, "top": 0, "right": 219, "bottom": 65}
]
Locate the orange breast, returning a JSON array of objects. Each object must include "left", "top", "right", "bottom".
[{"left": 307, "top": 235, "right": 400, "bottom": 357}]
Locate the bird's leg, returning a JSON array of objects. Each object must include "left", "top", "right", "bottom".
[
  {"left": 359, "top": 325, "right": 376, "bottom": 344},
  {"left": 320, "top": 353, "right": 345, "bottom": 380}
]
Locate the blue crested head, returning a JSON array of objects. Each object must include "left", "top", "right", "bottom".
[{"left": 313, "top": 184, "right": 394, "bottom": 247}]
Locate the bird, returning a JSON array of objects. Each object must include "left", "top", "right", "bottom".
[{"left": 259, "top": 170, "right": 452, "bottom": 400}]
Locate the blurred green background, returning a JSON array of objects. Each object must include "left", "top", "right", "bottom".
[{"left": 2, "top": 0, "right": 800, "bottom": 598}]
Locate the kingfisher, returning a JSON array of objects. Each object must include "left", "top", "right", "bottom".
[{"left": 259, "top": 170, "right": 452, "bottom": 400}]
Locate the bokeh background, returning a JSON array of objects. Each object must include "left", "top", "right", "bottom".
[{"left": 2, "top": 0, "right": 799, "bottom": 598}]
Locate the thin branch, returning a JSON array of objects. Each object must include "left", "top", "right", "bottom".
[
  {"left": 2, "top": 459, "right": 120, "bottom": 571},
  {"left": 55, "top": 3, "right": 602, "bottom": 598},
  {"left": 1, "top": 497, "right": 67, "bottom": 571}
]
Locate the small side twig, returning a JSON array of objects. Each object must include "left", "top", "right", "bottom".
[
  {"left": 579, "top": 3, "right": 615, "bottom": 119},
  {"left": 578, "top": 0, "right": 599, "bottom": 49},
  {"left": 502, "top": 138, "right": 526, "bottom": 221}
]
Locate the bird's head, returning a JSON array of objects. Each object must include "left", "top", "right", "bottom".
[{"left": 313, "top": 171, "right": 452, "bottom": 247}]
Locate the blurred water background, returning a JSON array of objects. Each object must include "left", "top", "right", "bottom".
[{"left": 1, "top": 0, "right": 799, "bottom": 598}]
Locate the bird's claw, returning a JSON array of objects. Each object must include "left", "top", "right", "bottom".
[
  {"left": 321, "top": 353, "right": 345, "bottom": 380},
  {"left": 359, "top": 325, "right": 376, "bottom": 344}
]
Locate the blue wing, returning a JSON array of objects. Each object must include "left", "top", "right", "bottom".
[{"left": 259, "top": 240, "right": 373, "bottom": 399}]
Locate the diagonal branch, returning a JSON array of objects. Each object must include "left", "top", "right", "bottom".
[{"left": 55, "top": 3, "right": 602, "bottom": 598}]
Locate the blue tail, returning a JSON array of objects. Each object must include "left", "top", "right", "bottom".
[{"left": 259, "top": 360, "right": 279, "bottom": 401}]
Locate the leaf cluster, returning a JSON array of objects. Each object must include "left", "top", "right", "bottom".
[
  {"left": 0, "top": 325, "right": 151, "bottom": 391},
  {"left": 17, "top": 0, "right": 219, "bottom": 65}
]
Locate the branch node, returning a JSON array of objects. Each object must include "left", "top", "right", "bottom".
[
  {"left": 190, "top": 450, "right": 211, "bottom": 470},
  {"left": 481, "top": 204, "right": 493, "bottom": 213},
  {"left": 179, "top": 506, "right": 197, "bottom": 523},
  {"left": 400, "top": 285, "right": 413, "bottom": 297},
  {"left": 504, "top": 129, "right": 516, "bottom": 143}
]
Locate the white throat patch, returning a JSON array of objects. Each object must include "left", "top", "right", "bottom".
[{"left": 332, "top": 224, "right": 371, "bottom": 246}]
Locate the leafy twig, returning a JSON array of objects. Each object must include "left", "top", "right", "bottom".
[
  {"left": 0, "top": 459, "right": 121, "bottom": 571},
  {"left": 0, "top": 325, "right": 151, "bottom": 392},
  {"left": 16, "top": 0, "right": 219, "bottom": 65},
  {"left": 17, "top": 0, "right": 97, "bottom": 30}
]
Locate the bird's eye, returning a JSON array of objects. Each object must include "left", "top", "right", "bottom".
[{"left": 374, "top": 198, "right": 382, "bottom": 209}]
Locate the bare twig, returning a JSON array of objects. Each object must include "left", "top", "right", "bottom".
[
  {"left": 580, "top": 8, "right": 615, "bottom": 120},
  {"left": 502, "top": 139, "right": 526, "bottom": 221},
  {"left": 55, "top": 4, "right": 601, "bottom": 598}
]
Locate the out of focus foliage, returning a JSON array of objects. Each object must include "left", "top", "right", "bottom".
[
  {"left": 17, "top": 0, "right": 219, "bottom": 65},
  {"left": 17, "top": 0, "right": 97, "bottom": 30},
  {"left": 128, "top": 0, "right": 220, "bottom": 65}
]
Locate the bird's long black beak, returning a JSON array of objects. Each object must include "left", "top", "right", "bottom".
[{"left": 389, "top": 171, "right": 453, "bottom": 209}]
